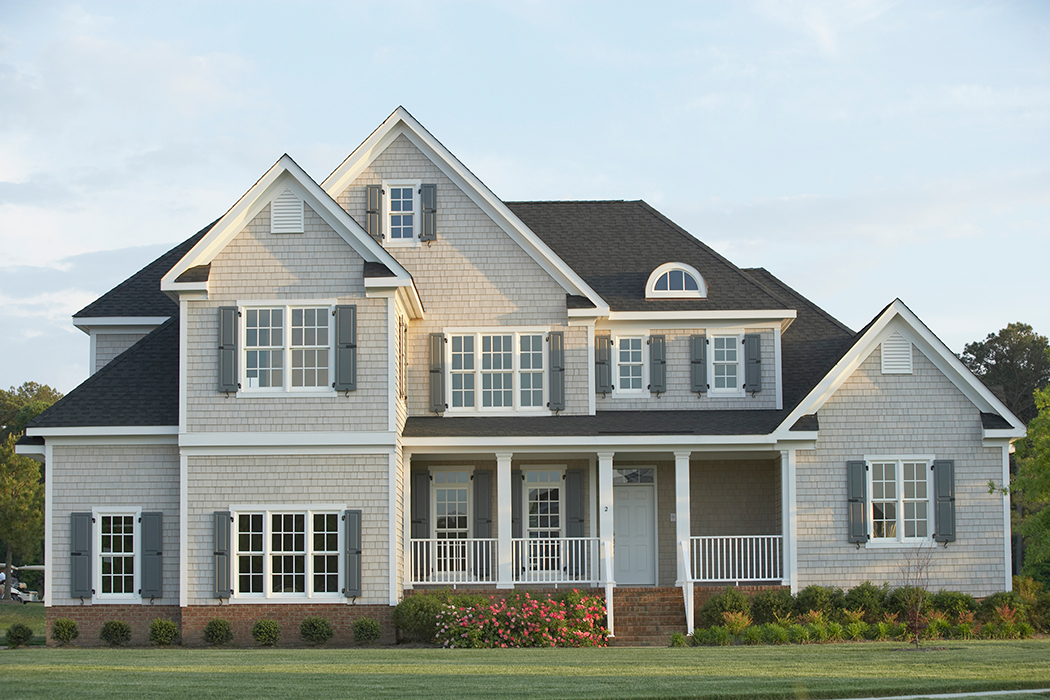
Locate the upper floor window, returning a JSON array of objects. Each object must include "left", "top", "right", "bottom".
[
  {"left": 243, "top": 305, "right": 332, "bottom": 392},
  {"left": 387, "top": 183, "right": 418, "bottom": 242},
  {"left": 710, "top": 335, "right": 742, "bottom": 394},
  {"left": 616, "top": 336, "right": 645, "bottom": 393},
  {"left": 445, "top": 329, "right": 549, "bottom": 413},
  {"left": 646, "top": 262, "right": 706, "bottom": 299},
  {"left": 365, "top": 183, "right": 437, "bottom": 244}
]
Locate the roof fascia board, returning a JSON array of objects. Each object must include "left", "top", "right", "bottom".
[
  {"left": 321, "top": 108, "right": 607, "bottom": 310},
  {"left": 14, "top": 443, "right": 45, "bottom": 460},
  {"left": 984, "top": 430, "right": 1026, "bottom": 443},
  {"left": 162, "top": 155, "right": 411, "bottom": 291},
  {"left": 180, "top": 431, "right": 396, "bottom": 448},
  {"left": 402, "top": 434, "right": 776, "bottom": 450},
  {"left": 773, "top": 300, "right": 1027, "bottom": 437},
  {"left": 73, "top": 316, "right": 171, "bottom": 333},
  {"left": 27, "top": 426, "right": 179, "bottom": 437}
]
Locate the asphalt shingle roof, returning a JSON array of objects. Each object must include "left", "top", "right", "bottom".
[{"left": 73, "top": 221, "right": 215, "bottom": 319}]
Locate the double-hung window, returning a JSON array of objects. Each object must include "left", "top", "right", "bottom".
[
  {"left": 383, "top": 180, "right": 420, "bottom": 245},
  {"left": 233, "top": 507, "right": 344, "bottom": 598},
  {"left": 522, "top": 469, "right": 563, "bottom": 573},
  {"left": 446, "top": 329, "right": 548, "bottom": 413},
  {"left": 98, "top": 512, "right": 138, "bottom": 599},
  {"left": 242, "top": 303, "right": 333, "bottom": 393},
  {"left": 613, "top": 336, "right": 646, "bottom": 394},
  {"left": 867, "top": 457, "right": 933, "bottom": 545},
  {"left": 709, "top": 333, "right": 744, "bottom": 396}
]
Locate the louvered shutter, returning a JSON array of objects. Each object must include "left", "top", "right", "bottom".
[
  {"left": 70, "top": 512, "right": 92, "bottom": 598},
  {"left": 411, "top": 471, "right": 430, "bottom": 539},
  {"left": 366, "top": 185, "right": 381, "bottom": 239},
  {"left": 847, "top": 461, "right": 868, "bottom": 544},
  {"left": 344, "top": 510, "right": 362, "bottom": 597},
  {"left": 548, "top": 331, "right": 565, "bottom": 411},
  {"left": 649, "top": 335, "right": 666, "bottom": 393},
  {"left": 473, "top": 470, "right": 493, "bottom": 539},
  {"left": 511, "top": 471, "right": 522, "bottom": 539},
  {"left": 565, "top": 470, "right": 585, "bottom": 577},
  {"left": 334, "top": 305, "right": 357, "bottom": 391},
  {"left": 744, "top": 334, "right": 762, "bottom": 392},
  {"left": 690, "top": 335, "right": 707, "bottom": 393},
  {"left": 429, "top": 333, "right": 445, "bottom": 413},
  {"left": 595, "top": 336, "right": 612, "bottom": 394},
  {"left": 933, "top": 460, "right": 956, "bottom": 542},
  {"left": 420, "top": 183, "right": 437, "bottom": 241},
  {"left": 140, "top": 512, "right": 163, "bottom": 598},
  {"left": 213, "top": 511, "right": 231, "bottom": 598},
  {"left": 270, "top": 188, "right": 304, "bottom": 233},
  {"left": 218, "top": 307, "right": 238, "bottom": 392}
]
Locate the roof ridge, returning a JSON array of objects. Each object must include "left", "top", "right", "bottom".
[{"left": 505, "top": 199, "right": 631, "bottom": 204}]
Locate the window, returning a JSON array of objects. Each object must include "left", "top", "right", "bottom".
[
  {"left": 383, "top": 180, "right": 420, "bottom": 245},
  {"left": 646, "top": 262, "right": 706, "bottom": 299},
  {"left": 99, "top": 514, "right": 136, "bottom": 596},
  {"left": 614, "top": 336, "right": 646, "bottom": 394},
  {"left": 243, "top": 304, "right": 332, "bottom": 392},
  {"left": 446, "top": 329, "right": 548, "bottom": 413},
  {"left": 525, "top": 470, "right": 562, "bottom": 539},
  {"left": 709, "top": 334, "right": 744, "bottom": 395},
  {"left": 867, "top": 457, "right": 932, "bottom": 544},
  {"left": 233, "top": 508, "right": 343, "bottom": 598}
]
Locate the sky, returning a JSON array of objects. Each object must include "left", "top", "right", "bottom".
[{"left": 0, "top": 1, "right": 1047, "bottom": 394}]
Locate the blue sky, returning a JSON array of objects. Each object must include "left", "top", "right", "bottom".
[{"left": 1, "top": 1, "right": 1047, "bottom": 393}]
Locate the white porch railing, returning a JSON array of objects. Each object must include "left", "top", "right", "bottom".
[
  {"left": 410, "top": 538, "right": 498, "bottom": 585},
  {"left": 512, "top": 537, "right": 600, "bottom": 585},
  {"left": 688, "top": 535, "right": 783, "bottom": 583}
]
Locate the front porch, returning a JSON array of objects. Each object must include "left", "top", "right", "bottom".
[{"left": 403, "top": 447, "right": 799, "bottom": 634}]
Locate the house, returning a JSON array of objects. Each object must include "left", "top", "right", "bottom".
[{"left": 19, "top": 107, "right": 1025, "bottom": 645}]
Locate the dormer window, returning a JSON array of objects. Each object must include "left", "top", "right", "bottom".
[{"left": 646, "top": 262, "right": 706, "bottom": 299}]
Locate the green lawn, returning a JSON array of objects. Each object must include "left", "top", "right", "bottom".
[
  {"left": 0, "top": 602, "right": 45, "bottom": 644},
  {"left": 0, "top": 640, "right": 1049, "bottom": 700}
]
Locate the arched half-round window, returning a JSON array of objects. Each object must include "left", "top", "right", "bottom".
[{"left": 646, "top": 262, "right": 706, "bottom": 299}]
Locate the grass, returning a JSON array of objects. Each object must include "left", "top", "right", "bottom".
[
  {"left": 0, "top": 640, "right": 1049, "bottom": 699},
  {"left": 0, "top": 602, "right": 45, "bottom": 645}
]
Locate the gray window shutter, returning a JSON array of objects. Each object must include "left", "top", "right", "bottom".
[
  {"left": 420, "top": 183, "right": 437, "bottom": 241},
  {"left": 933, "top": 460, "right": 956, "bottom": 542},
  {"left": 334, "top": 305, "right": 357, "bottom": 391},
  {"left": 649, "top": 335, "right": 666, "bottom": 393},
  {"left": 548, "top": 331, "right": 565, "bottom": 411},
  {"left": 847, "top": 461, "right": 868, "bottom": 544},
  {"left": 595, "top": 336, "right": 612, "bottom": 394},
  {"left": 429, "top": 333, "right": 445, "bottom": 413},
  {"left": 70, "top": 512, "right": 92, "bottom": 598},
  {"left": 218, "top": 307, "right": 238, "bottom": 392},
  {"left": 473, "top": 470, "right": 493, "bottom": 539},
  {"left": 565, "top": 470, "right": 585, "bottom": 538},
  {"left": 411, "top": 471, "right": 430, "bottom": 539},
  {"left": 344, "top": 509, "right": 362, "bottom": 597},
  {"left": 690, "top": 335, "right": 707, "bottom": 393},
  {"left": 366, "top": 185, "right": 381, "bottom": 239},
  {"left": 213, "top": 511, "right": 231, "bottom": 599},
  {"left": 511, "top": 471, "right": 522, "bottom": 539},
  {"left": 744, "top": 334, "right": 762, "bottom": 392},
  {"left": 140, "top": 512, "right": 163, "bottom": 598}
]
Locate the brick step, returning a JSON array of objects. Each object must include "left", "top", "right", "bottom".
[{"left": 610, "top": 587, "right": 689, "bottom": 645}]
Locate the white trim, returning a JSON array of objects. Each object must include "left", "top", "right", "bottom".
[
  {"left": 863, "top": 455, "right": 935, "bottom": 547},
  {"left": 402, "top": 435, "right": 778, "bottom": 450},
  {"left": 179, "top": 298, "right": 188, "bottom": 434},
  {"left": 495, "top": 452, "right": 513, "bottom": 589},
  {"left": 181, "top": 446, "right": 395, "bottom": 457},
  {"left": 44, "top": 442, "right": 53, "bottom": 607},
  {"left": 646, "top": 262, "right": 707, "bottom": 299},
  {"left": 774, "top": 326, "right": 783, "bottom": 411},
  {"left": 26, "top": 426, "right": 178, "bottom": 437},
  {"left": 780, "top": 449, "right": 798, "bottom": 593},
  {"left": 88, "top": 331, "right": 97, "bottom": 374},
  {"left": 611, "top": 334, "right": 648, "bottom": 396},
  {"left": 444, "top": 328, "right": 552, "bottom": 415},
  {"left": 381, "top": 179, "right": 421, "bottom": 246},
  {"left": 707, "top": 332, "right": 746, "bottom": 397},
  {"left": 389, "top": 450, "right": 399, "bottom": 605},
  {"left": 1003, "top": 444, "right": 1013, "bottom": 592},
  {"left": 774, "top": 300, "right": 1028, "bottom": 439},
  {"left": 402, "top": 448, "right": 414, "bottom": 592},
  {"left": 387, "top": 296, "right": 397, "bottom": 433},
  {"left": 14, "top": 442, "right": 44, "bottom": 460},
  {"left": 605, "top": 310, "right": 796, "bottom": 323},
  {"left": 179, "top": 432, "right": 397, "bottom": 447},
  {"left": 321, "top": 108, "right": 608, "bottom": 313},
  {"left": 93, "top": 507, "right": 142, "bottom": 604},
  {"left": 270, "top": 186, "right": 304, "bottom": 234},
  {"left": 428, "top": 466, "right": 475, "bottom": 539},
  {"left": 73, "top": 317, "right": 171, "bottom": 334},
  {"left": 586, "top": 321, "right": 596, "bottom": 415},
  {"left": 179, "top": 451, "right": 188, "bottom": 608},
  {"left": 238, "top": 303, "right": 335, "bottom": 394}
]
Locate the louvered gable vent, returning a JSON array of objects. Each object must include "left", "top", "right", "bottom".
[
  {"left": 271, "top": 187, "right": 304, "bottom": 234},
  {"left": 881, "top": 330, "right": 912, "bottom": 374}
]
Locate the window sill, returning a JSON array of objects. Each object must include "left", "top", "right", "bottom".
[
  {"left": 228, "top": 596, "right": 349, "bottom": 604},
  {"left": 383, "top": 237, "right": 419, "bottom": 248},
  {"left": 444, "top": 409, "right": 552, "bottom": 417},
  {"left": 236, "top": 389, "right": 336, "bottom": 399},
  {"left": 864, "top": 538, "right": 935, "bottom": 549},
  {"left": 91, "top": 595, "right": 143, "bottom": 604}
]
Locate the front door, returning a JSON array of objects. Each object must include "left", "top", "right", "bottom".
[{"left": 613, "top": 481, "right": 656, "bottom": 585}]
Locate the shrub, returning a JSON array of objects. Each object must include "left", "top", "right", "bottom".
[
  {"left": 5, "top": 623, "right": 34, "bottom": 648},
  {"left": 887, "top": 586, "right": 930, "bottom": 619},
  {"left": 51, "top": 618, "right": 79, "bottom": 646},
  {"left": 979, "top": 591, "right": 1028, "bottom": 625},
  {"left": 721, "top": 610, "right": 751, "bottom": 636},
  {"left": 392, "top": 591, "right": 487, "bottom": 643},
  {"left": 353, "top": 617, "right": 382, "bottom": 645},
  {"left": 434, "top": 590, "right": 607, "bottom": 648},
  {"left": 923, "top": 611, "right": 950, "bottom": 640},
  {"left": 868, "top": 621, "right": 892, "bottom": 641},
  {"left": 252, "top": 619, "right": 280, "bottom": 646},
  {"left": 844, "top": 582, "right": 888, "bottom": 623},
  {"left": 99, "top": 620, "right": 132, "bottom": 647},
  {"left": 827, "top": 621, "right": 844, "bottom": 642},
  {"left": 1033, "top": 592, "right": 1050, "bottom": 633},
  {"left": 148, "top": 618, "right": 179, "bottom": 646},
  {"left": 696, "top": 626, "right": 731, "bottom": 646},
  {"left": 696, "top": 587, "right": 750, "bottom": 629},
  {"left": 669, "top": 631, "right": 688, "bottom": 647},
  {"left": 787, "top": 623, "right": 810, "bottom": 644},
  {"left": 795, "top": 585, "right": 844, "bottom": 620},
  {"left": 761, "top": 623, "right": 789, "bottom": 645},
  {"left": 841, "top": 608, "right": 865, "bottom": 624},
  {"left": 203, "top": 618, "right": 233, "bottom": 646},
  {"left": 751, "top": 589, "right": 795, "bottom": 625},
  {"left": 845, "top": 621, "right": 868, "bottom": 641},
  {"left": 931, "top": 590, "right": 977, "bottom": 621},
  {"left": 951, "top": 621, "right": 976, "bottom": 640},
  {"left": 299, "top": 616, "right": 334, "bottom": 646},
  {"left": 742, "top": 625, "right": 764, "bottom": 645},
  {"left": 807, "top": 620, "right": 830, "bottom": 642}
]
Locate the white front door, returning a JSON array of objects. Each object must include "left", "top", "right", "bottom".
[{"left": 613, "top": 484, "right": 656, "bottom": 585}]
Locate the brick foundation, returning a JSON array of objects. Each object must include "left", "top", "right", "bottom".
[{"left": 47, "top": 603, "right": 395, "bottom": 647}]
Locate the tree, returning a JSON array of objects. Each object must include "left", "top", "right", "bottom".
[
  {"left": 0, "top": 435, "right": 44, "bottom": 601},
  {"left": 1015, "top": 385, "right": 1050, "bottom": 582},
  {"left": 0, "top": 382, "right": 63, "bottom": 442},
  {"left": 960, "top": 323, "right": 1050, "bottom": 425}
]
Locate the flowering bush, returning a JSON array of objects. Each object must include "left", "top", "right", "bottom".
[{"left": 434, "top": 590, "right": 608, "bottom": 648}]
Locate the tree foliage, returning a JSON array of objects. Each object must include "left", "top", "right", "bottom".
[
  {"left": 1016, "top": 386, "right": 1050, "bottom": 579},
  {"left": 0, "top": 382, "right": 63, "bottom": 441},
  {"left": 960, "top": 323, "right": 1050, "bottom": 425},
  {"left": 0, "top": 434, "right": 44, "bottom": 597}
]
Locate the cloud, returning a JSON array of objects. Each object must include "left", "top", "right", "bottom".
[{"left": 752, "top": 0, "right": 900, "bottom": 57}]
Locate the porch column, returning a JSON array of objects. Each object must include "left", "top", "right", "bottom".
[
  {"left": 597, "top": 451, "right": 615, "bottom": 576},
  {"left": 496, "top": 452, "right": 514, "bottom": 589},
  {"left": 674, "top": 451, "right": 692, "bottom": 584},
  {"left": 780, "top": 448, "right": 798, "bottom": 593}
]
